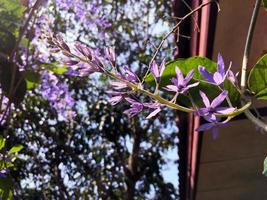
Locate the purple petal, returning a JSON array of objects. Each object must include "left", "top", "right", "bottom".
[
  {"left": 143, "top": 102, "right": 161, "bottom": 109},
  {"left": 125, "top": 97, "right": 140, "bottom": 105},
  {"left": 149, "top": 61, "right": 159, "bottom": 78},
  {"left": 109, "top": 96, "right": 123, "bottom": 105},
  {"left": 203, "top": 114, "right": 217, "bottom": 122},
  {"left": 175, "top": 67, "right": 184, "bottom": 86},
  {"left": 213, "top": 71, "right": 224, "bottom": 85},
  {"left": 123, "top": 66, "right": 139, "bottom": 82},
  {"left": 211, "top": 90, "right": 228, "bottom": 108},
  {"left": 199, "top": 90, "right": 210, "bottom": 107},
  {"left": 110, "top": 81, "right": 127, "bottom": 90},
  {"left": 184, "top": 69, "right": 195, "bottom": 85},
  {"left": 196, "top": 122, "right": 216, "bottom": 132},
  {"left": 198, "top": 66, "right": 214, "bottom": 83},
  {"left": 215, "top": 107, "right": 236, "bottom": 114},
  {"left": 164, "top": 85, "right": 178, "bottom": 92},
  {"left": 217, "top": 53, "right": 225, "bottom": 76},
  {"left": 197, "top": 107, "right": 209, "bottom": 116},
  {"left": 159, "top": 59, "right": 166, "bottom": 77},
  {"left": 146, "top": 107, "right": 161, "bottom": 119}
]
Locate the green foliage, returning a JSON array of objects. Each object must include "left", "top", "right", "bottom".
[
  {"left": 0, "top": 0, "right": 25, "bottom": 55},
  {"left": 145, "top": 57, "right": 240, "bottom": 106},
  {"left": 0, "top": 136, "right": 5, "bottom": 150},
  {"left": 24, "top": 70, "right": 40, "bottom": 89},
  {"left": 8, "top": 145, "right": 24, "bottom": 154},
  {"left": 263, "top": 0, "right": 267, "bottom": 11},
  {"left": 248, "top": 54, "right": 267, "bottom": 100},
  {"left": 41, "top": 62, "right": 68, "bottom": 75},
  {"left": 0, "top": 137, "right": 23, "bottom": 200},
  {"left": 263, "top": 156, "right": 267, "bottom": 177}
]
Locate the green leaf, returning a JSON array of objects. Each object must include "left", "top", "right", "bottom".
[
  {"left": 263, "top": 156, "right": 267, "bottom": 177},
  {"left": 0, "top": 177, "right": 13, "bottom": 200},
  {"left": 8, "top": 144, "right": 23, "bottom": 154},
  {"left": 0, "top": 55, "right": 27, "bottom": 105},
  {"left": 24, "top": 70, "right": 40, "bottom": 89},
  {"left": 145, "top": 56, "right": 240, "bottom": 107},
  {"left": 0, "top": 135, "right": 5, "bottom": 150},
  {"left": 41, "top": 62, "right": 68, "bottom": 75},
  {"left": 263, "top": 0, "right": 267, "bottom": 11},
  {"left": 248, "top": 54, "right": 267, "bottom": 99}
]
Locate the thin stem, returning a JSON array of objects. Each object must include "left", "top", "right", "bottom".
[
  {"left": 240, "top": 0, "right": 267, "bottom": 131},
  {"left": 141, "top": 0, "right": 220, "bottom": 84},
  {"left": 240, "top": 0, "right": 261, "bottom": 92}
]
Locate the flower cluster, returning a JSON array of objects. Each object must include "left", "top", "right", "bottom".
[
  {"left": 39, "top": 71, "right": 75, "bottom": 120},
  {"left": 51, "top": 35, "right": 239, "bottom": 134}
]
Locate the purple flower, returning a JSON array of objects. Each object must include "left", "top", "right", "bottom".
[
  {"left": 123, "top": 98, "right": 143, "bottom": 118},
  {"left": 196, "top": 121, "right": 225, "bottom": 139},
  {"left": 164, "top": 67, "right": 199, "bottom": 94},
  {"left": 227, "top": 69, "right": 239, "bottom": 85},
  {"left": 106, "top": 90, "right": 125, "bottom": 105},
  {"left": 143, "top": 102, "right": 162, "bottom": 119},
  {"left": 104, "top": 47, "right": 116, "bottom": 65},
  {"left": 40, "top": 71, "right": 75, "bottom": 121},
  {"left": 0, "top": 169, "right": 8, "bottom": 178},
  {"left": 149, "top": 59, "right": 165, "bottom": 79},
  {"left": 197, "top": 90, "right": 235, "bottom": 122},
  {"left": 198, "top": 53, "right": 230, "bottom": 85},
  {"left": 121, "top": 66, "right": 139, "bottom": 83}
]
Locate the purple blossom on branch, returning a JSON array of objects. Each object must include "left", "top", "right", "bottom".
[
  {"left": 149, "top": 59, "right": 165, "bottom": 79},
  {"left": 197, "top": 90, "right": 235, "bottom": 122},
  {"left": 164, "top": 67, "right": 199, "bottom": 94},
  {"left": 143, "top": 102, "right": 162, "bottom": 119},
  {"left": 123, "top": 98, "right": 143, "bottom": 118},
  {"left": 198, "top": 53, "right": 230, "bottom": 85},
  {"left": 106, "top": 90, "right": 126, "bottom": 105}
]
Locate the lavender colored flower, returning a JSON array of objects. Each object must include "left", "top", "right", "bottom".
[
  {"left": 104, "top": 47, "right": 116, "bottom": 65},
  {"left": 143, "top": 102, "right": 162, "bottom": 119},
  {"left": 164, "top": 67, "right": 199, "bottom": 94},
  {"left": 121, "top": 66, "right": 140, "bottom": 83},
  {"left": 0, "top": 169, "right": 8, "bottom": 178},
  {"left": 40, "top": 71, "right": 75, "bottom": 121},
  {"left": 149, "top": 59, "right": 165, "bottom": 79},
  {"left": 198, "top": 53, "right": 230, "bottom": 85},
  {"left": 106, "top": 90, "right": 126, "bottom": 105},
  {"left": 123, "top": 98, "right": 143, "bottom": 118},
  {"left": 197, "top": 90, "right": 235, "bottom": 122},
  {"left": 227, "top": 69, "right": 239, "bottom": 85},
  {"left": 196, "top": 120, "right": 224, "bottom": 139}
]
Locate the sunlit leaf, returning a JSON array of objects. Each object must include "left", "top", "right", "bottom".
[
  {"left": 8, "top": 144, "right": 24, "bottom": 154},
  {"left": 0, "top": 135, "right": 5, "bottom": 150},
  {"left": 24, "top": 70, "right": 40, "bottom": 89},
  {"left": 41, "top": 62, "right": 68, "bottom": 75}
]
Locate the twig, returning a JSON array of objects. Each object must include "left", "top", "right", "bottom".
[
  {"left": 240, "top": 0, "right": 267, "bottom": 131},
  {"left": 141, "top": 0, "right": 220, "bottom": 84}
]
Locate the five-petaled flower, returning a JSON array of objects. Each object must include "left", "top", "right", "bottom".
[
  {"left": 197, "top": 90, "right": 235, "bottom": 122},
  {"left": 198, "top": 53, "right": 230, "bottom": 85},
  {"left": 164, "top": 67, "right": 199, "bottom": 94}
]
